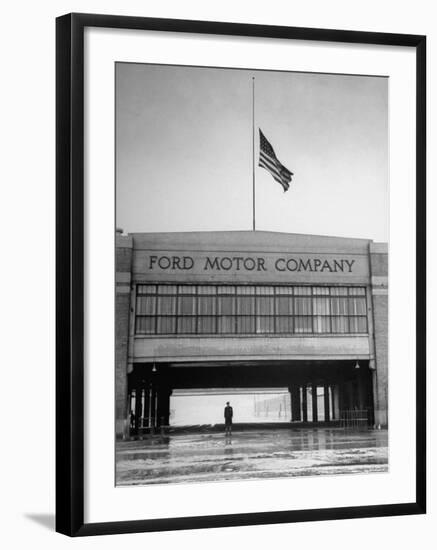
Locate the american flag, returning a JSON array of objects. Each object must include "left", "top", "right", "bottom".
[{"left": 258, "top": 129, "right": 293, "bottom": 192}]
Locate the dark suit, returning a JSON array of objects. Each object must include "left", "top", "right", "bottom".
[{"left": 224, "top": 405, "right": 233, "bottom": 433}]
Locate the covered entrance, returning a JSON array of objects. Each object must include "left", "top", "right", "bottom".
[{"left": 127, "top": 360, "right": 374, "bottom": 433}]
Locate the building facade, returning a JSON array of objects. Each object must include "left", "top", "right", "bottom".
[{"left": 115, "top": 231, "right": 388, "bottom": 439}]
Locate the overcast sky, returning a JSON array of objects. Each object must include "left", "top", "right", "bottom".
[{"left": 116, "top": 63, "right": 388, "bottom": 242}]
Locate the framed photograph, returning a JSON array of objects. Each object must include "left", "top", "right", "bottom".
[{"left": 56, "top": 13, "right": 426, "bottom": 536}]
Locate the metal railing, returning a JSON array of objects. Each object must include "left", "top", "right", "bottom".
[
  {"left": 340, "top": 409, "right": 368, "bottom": 428},
  {"left": 130, "top": 416, "right": 169, "bottom": 439}
]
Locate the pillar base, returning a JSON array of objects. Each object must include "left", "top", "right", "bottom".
[
  {"left": 373, "top": 408, "right": 388, "bottom": 428},
  {"left": 116, "top": 418, "right": 130, "bottom": 440}
]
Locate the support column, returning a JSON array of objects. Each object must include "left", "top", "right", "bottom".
[
  {"left": 302, "top": 385, "right": 308, "bottom": 422},
  {"left": 290, "top": 386, "right": 301, "bottom": 422},
  {"left": 332, "top": 385, "right": 340, "bottom": 420},
  {"left": 147, "top": 383, "right": 153, "bottom": 428},
  {"left": 371, "top": 370, "right": 379, "bottom": 427},
  {"left": 115, "top": 233, "right": 133, "bottom": 440},
  {"left": 312, "top": 385, "right": 318, "bottom": 423},
  {"left": 134, "top": 385, "right": 143, "bottom": 433},
  {"left": 127, "top": 390, "right": 134, "bottom": 433},
  {"left": 369, "top": 242, "right": 388, "bottom": 427},
  {"left": 324, "top": 384, "right": 330, "bottom": 421},
  {"left": 153, "top": 386, "right": 158, "bottom": 430}
]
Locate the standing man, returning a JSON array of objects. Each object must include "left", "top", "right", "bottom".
[{"left": 224, "top": 401, "right": 233, "bottom": 435}]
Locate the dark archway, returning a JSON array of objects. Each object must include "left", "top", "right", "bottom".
[{"left": 127, "top": 360, "right": 374, "bottom": 432}]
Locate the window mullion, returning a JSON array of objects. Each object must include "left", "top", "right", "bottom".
[
  {"left": 175, "top": 285, "right": 179, "bottom": 335},
  {"left": 311, "top": 286, "right": 314, "bottom": 334},
  {"left": 273, "top": 287, "right": 277, "bottom": 334},
  {"left": 233, "top": 288, "right": 237, "bottom": 335},
  {"left": 154, "top": 285, "right": 158, "bottom": 335},
  {"left": 195, "top": 286, "right": 199, "bottom": 334},
  {"left": 134, "top": 285, "right": 139, "bottom": 334}
]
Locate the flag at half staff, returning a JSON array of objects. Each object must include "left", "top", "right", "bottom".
[{"left": 258, "top": 129, "right": 293, "bottom": 192}]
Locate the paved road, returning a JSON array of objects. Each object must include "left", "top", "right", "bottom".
[{"left": 116, "top": 428, "right": 388, "bottom": 486}]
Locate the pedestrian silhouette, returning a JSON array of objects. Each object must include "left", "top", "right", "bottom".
[{"left": 224, "top": 401, "right": 233, "bottom": 436}]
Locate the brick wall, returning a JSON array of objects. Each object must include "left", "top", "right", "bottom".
[
  {"left": 370, "top": 243, "right": 388, "bottom": 427},
  {"left": 115, "top": 235, "right": 133, "bottom": 439}
]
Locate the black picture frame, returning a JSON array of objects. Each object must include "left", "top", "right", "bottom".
[{"left": 56, "top": 12, "right": 426, "bottom": 537}]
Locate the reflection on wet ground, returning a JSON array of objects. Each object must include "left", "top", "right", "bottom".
[{"left": 116, "top": 428, "right": 388, "bottom": 486}]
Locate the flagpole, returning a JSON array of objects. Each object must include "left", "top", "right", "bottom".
[{"left": 252, "top": 77, "right": 256, "bottom": 231}]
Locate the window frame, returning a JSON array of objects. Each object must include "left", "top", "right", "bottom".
[{"left": 134, "top": 284, "right": 369, "bottom": 336}]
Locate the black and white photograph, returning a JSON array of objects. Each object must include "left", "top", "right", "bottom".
[
  {"left": 0, "top": 0, "right": 430, "bottom": 544},
  {"left": 114, "top": 62, "right": 389, "bottom": 487}
]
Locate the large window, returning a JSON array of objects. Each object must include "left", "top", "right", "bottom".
[{"left": 135, "top": 285, "right": 368, "bottom": 336}]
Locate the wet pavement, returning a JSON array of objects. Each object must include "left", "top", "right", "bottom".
[{"left": 116, "top": 428, "right": 388, "bottom": 486}]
